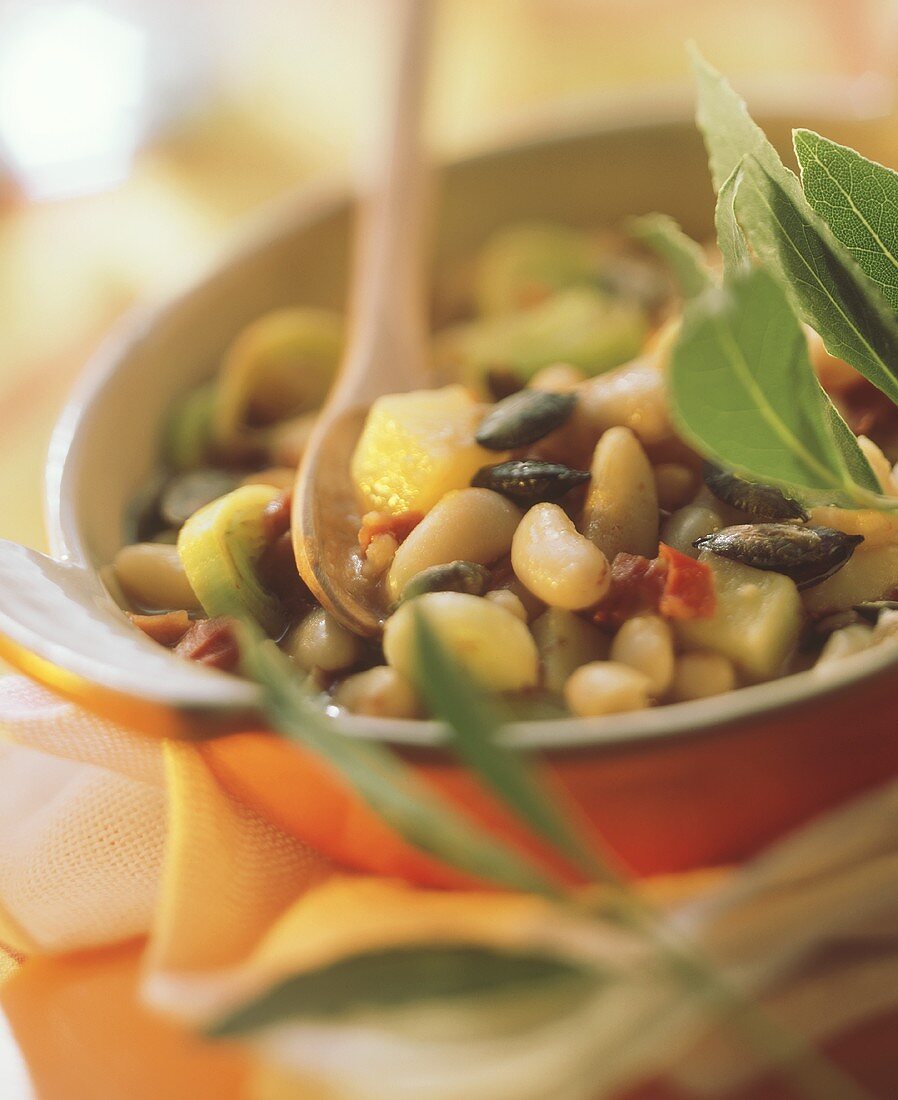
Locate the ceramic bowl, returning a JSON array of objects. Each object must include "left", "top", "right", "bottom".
[{"left": 3, "top": 100, "right": 898, "bottom": 885}]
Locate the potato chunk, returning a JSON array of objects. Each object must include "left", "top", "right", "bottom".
[
  {"left": 351, "top": 385, "right": 501, "bottom": 515},
  {"left": 802, "top": 544, "right": 898, "bottom": 615},
  {"left": 675, "top": 552, "right": 801, "bottom": 681}
]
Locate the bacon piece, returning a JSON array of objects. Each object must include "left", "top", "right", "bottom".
[
  {"left": 174, "top": 617, "right": 240, "bottom": 671},
  {"left": 593, "top": 552, "right": 668, "bottom": 626},
  {"left": 658, "top": 543, "right": 716, "bottom": 620},
  {"left": 358, "top": 510, "right": 424, "bottom": 551},
  {"left": 128, "top": 610, "right": 191, "bottom": 647},
  {"left": 594, "top": 545, "right": 716, "bottom": 626}
]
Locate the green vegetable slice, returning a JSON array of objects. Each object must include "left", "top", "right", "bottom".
[{"left": 177, "top": 484, "right": 286, "bottom": 635}]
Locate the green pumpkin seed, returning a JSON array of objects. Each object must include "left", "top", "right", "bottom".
[
  {"left": 476, "top": 390, "right": 576, "bottom": 451},
  {"left": 694, "top": 523, "right": 863, "bottom": 589},
  {"left": 399, "top": 561, "right": 491, "bottom": 604},
  {"left": 160, "top": 469, "right": 241, "bottom": 527},
  {"left": 471, "top": 460, "right": 589, "bottom": 507},
  {"left": 703, "top": 463, "right": 808, "bottom": 522}
]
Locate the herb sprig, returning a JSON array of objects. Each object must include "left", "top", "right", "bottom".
[
  {"left": 214, "top": 615, "right": 871, "bottom": 1099},
  {"left": 657, "top": 49, "right": 898, "bottom": 509}
]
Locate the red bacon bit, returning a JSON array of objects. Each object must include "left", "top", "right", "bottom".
[
  {"left": 594, "top": 546, "right": 716, "bottom": 626},
  {"left": 174, "top": 617, "right": 240, "bottom": 672},
  {"left": 593, "top": 553, "right": 668, "bottom": 626},
  {"left": 261, "top": 490, "right": 292, "bottom": 541},
  {"left": 128, "top": 610, "right": 191, "bottom": 647},
  {"left": 358, "top": 510, "right": 424, "bottom": 551},
  {"left": 658, "top": 543, "right": 716, "bottom": 620}
]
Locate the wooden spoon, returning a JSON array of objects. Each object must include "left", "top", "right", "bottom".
[{"left": 291, "top": 0, "right": 434, "bottom": 636}]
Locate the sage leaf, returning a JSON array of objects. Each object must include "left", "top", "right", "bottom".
[
  {"left": 414, "top": 610, "right": 609, "bottom": 883},
  {"left": 692, "top": 47, "right": 898, "bottom": 414},
  {"left": 795, "top": 128, "right": 898, "bottom": 313},
  {"left": 207, "top": 945, "right": 593, "bottom": 1037},
  {"left": 626, "top": 213, "right": 713, "bottom": 298},
  {"left": 715, "top": 163, "right": 750, "bottom": 277},
  {"left": 237, "top": 624, "right": 556, "bottom": 896},
  {"left": 669, "top": 266, "right": 882, "bottom": 504}
]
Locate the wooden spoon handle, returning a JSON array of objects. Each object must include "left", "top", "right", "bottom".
[{"left": 330, "top": 0, "right": 434, "bottom": 411}]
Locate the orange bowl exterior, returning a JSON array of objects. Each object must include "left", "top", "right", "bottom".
[{"left": 200, "top": 660, "right": 898, "bottom": 884}]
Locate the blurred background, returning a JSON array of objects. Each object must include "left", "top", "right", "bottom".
[{"left": 0, "top": 0, "right": 895, "bottom": 550}]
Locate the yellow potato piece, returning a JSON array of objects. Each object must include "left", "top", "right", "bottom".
[
  {"left": 351, "top": 385, "right": 503, "bottom": 515},
  {"left": 675, "top": 552, "right": 802, "bottom": 682}
]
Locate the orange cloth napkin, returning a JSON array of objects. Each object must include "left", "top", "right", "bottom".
[{"left": 1, "top": 674, "right": 898, "bottom": 1099}]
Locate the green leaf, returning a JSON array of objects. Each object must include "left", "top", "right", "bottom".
[
  {"left": 669, "top": 266, "right": 883, "bottom": 504},
  {"left": 691, "top": 47, "right": 898, "bottom": 416},
  {"left": 795, "top": 128, "right": 898, "bottom": 314},
  {"left": 626, "top": 213, "right": 713, "bottom": 298},
  {"left": 413, "top": 610, "right": 611, "bottom": 883},
  {"left": 715, "top": 163, "right": 750, "bottom": 277},
  {"left": 237, "top": 624, "right": 557, "bottom": 896},
  {"left": 206, "top": 945, "right": 593, "bottom": 1036}
]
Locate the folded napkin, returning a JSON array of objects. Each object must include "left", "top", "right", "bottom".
[{"left": 1, "top": 673, "right": 897, "bottom": 1099}]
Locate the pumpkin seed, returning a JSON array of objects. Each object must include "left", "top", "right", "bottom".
[
  {"left": 399, "top": 560, "right": 491, "bottom": 604},
  {"left": 471, "top": 460, "right": 589, "bottom": 507},
  {"left": 160, "top": 469, "right": 241, "bottom": 526},
  {"left": 694, "top": 523, "right": 863, "bottom": 589},
  {"left": 852, "top": 600, "right": 898, "bottom": 623},
  {"left": 476, "top": 390, "right": 576, "bottom": 451},
  {"left": 703, "top": 463, "right": 808, "bottom": 522}
]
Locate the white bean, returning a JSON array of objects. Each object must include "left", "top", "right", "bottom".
[
  {"left": 576, "top": 358, "right": 672, "bottom": 446},
  {"left": 287, "top": 608, "right": 361, "bottom": 672},
  {"left": 564, "top": 661, "right": 652, "bottom": 717},
  {"left": 383, "top": 591, "right": 539, "bottom": 692},
  {"left": 333, "top": 666, "right": 422, "bottom": 719},
  {"left": 653, "top": 463, "right": 699, "bottom": 513},
  {"left": 512, "top": 503, "right": 611, "bottom": 610},
  {"left": 113, "top": 543, "right": 202, "bottom": 612},
  {"left": 610, "top": 614, "right": 675, "bottom": 696},
  {"left": 387, "top": 489, "right": 521, "bottom": 602},
  {"left": 531, "top": 608, "right": 610, "bottom": 693},
  {"left": 484, "top": 588, "right": 528, "bottom": 621},
  {"left": 581, "top": 426, "right": 659, "bottom": 561},
  {"left": 670, "top": 652, "right": 736, "bottom": 701},
  {"left": 661, "top": 504, "right": 722, "bottom": 558}
]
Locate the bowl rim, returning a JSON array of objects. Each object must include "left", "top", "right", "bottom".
[{"left": 43, "top": 92, "right": 898, "bottom": 751}]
